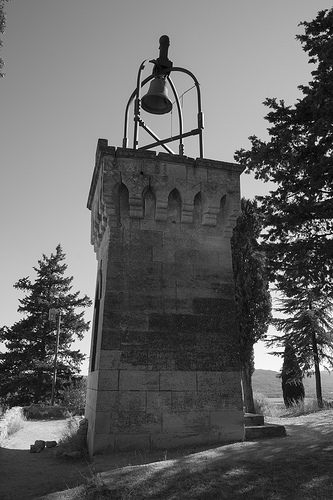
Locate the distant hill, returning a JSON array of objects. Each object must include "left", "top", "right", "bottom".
[{"left": 253, "top": 369, "right": 333, "bottom": 399}]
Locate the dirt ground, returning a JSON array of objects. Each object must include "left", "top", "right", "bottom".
[{"left": 0, "top": 411, "right": 332, "bottom": 500}]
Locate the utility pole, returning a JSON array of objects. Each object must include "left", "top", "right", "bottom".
[{"left": 49, "top": 308, "right": 61, "bottom": 406}]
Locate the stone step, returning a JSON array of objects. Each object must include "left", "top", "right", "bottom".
[
  {"left": 245, "top": 423, "right": 287, "bottom": 440},
  {"left": 244, "top": 413, "right": 265, "bottom": 427}
]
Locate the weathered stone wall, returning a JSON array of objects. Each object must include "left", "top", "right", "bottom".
[{"left": 85, "top": 141, "right": 244, "bottom": 455}]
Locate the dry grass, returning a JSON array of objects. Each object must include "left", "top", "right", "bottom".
[
  {"left": 253, "top": 392, "right": 332, "bottom": 418},
  {"left": 56, "top": 416, "right": 89, "bottom": 458},
  {"left": 0, "top": 407, "right": 26, "bottom": 444}
]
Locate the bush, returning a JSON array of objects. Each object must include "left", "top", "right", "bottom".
[{"left": 60, "top": 378, "right": 86, "bottom": 415}]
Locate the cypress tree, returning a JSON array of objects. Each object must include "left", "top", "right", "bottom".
[
  {"left": 231, "top": 198, "right": 272, "bottom": 413},
  {"left": 280, "top": 341, "right": 305, "bottom": 408}
]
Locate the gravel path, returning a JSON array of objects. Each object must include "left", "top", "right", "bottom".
[
  {"left": 1, "top": 419, "right": 68, "bottom": 450},
  {"left": 0, "top": 419, "right": 92, "bottom": 500}
]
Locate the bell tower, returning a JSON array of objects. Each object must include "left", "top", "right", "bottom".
[{"left": 85, "top": 38, "right": 244, "bottom": 456}]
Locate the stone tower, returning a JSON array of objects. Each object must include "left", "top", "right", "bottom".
[{"left": 85, "top": 140, "right": 244, "bottom": 455}]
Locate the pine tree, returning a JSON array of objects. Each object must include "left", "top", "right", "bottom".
[
  {"left": 0, "top": 0, "right": 9, "bottom": 77},
  {"left": 231, "top": 198, "right": 272, "bottom": 413},
  {"left": 234, "top": 9, "right": 333, "bottom": 404},
  {"left": 234, "top": 8, "right": 333, "bottom": 295},
  {"left": 0, "top": 245, "right": 92, "bottom": 407}
]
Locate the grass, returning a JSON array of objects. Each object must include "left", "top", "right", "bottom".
[
  {"left": 80, "top": 441, "right": 333, "bottom": 499},
  {"left": 0, "top": 407, "right": 26, "bottom": 444},
  {"left": 253, "top": 392, "right": 333, "bottom": 418},
  {"left": 76, "top": 403, "right": 333, "bottom": 500},
  {"left": 56, "top": 416, "right": 89, "bottom": 458}
]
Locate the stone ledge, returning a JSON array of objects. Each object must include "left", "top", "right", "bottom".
[
  {"left": 244, "top": 413, "right": 265, "bottom": 426},
  {"left": 244, "top": 423, "right": 286, "bottom": 440},
  {"left": 23, "top": 404, "right": 68, "bottom": 420}
]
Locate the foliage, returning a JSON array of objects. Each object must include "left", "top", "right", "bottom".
[
  {"left": 279, "top": 342, "right": 305, "bottom": 407},
  {"left": 61, "top": 377, "right": 86, "bottom": 415},
  {"left": 270, "top": 290, "right": 333, "bottom": 405},
  {"left": 273, "top": 292, "right": 333, "bottom": 371},
  {"left": 234, "top": 8, "right": 333, "bottom": 297},
  {"left": 0, "top": 0, "right": 9, "bottom": 77},
  {"left": 0, "top": 245, "right": 92, "bottom": 407},
  {"left": 231, "top": 198, "right": 272, "bottom": 413},
  {"left": 234, "top": 9, "right": 333, "bottom": 409}
]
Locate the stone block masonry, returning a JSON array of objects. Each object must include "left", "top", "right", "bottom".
[{"left": 85, "top": 141, "right": 245, "bottom": 455}]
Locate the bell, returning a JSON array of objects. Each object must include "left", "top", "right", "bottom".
[{"left": 141, "top": 77, "right": 173, "bottom": 115}]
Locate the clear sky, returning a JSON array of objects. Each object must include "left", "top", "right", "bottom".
[{"left": 1, "top": 0, "right": 330, "bottom": 374}]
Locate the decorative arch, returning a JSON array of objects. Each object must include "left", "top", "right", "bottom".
[
  {"left": 217, "top": 194, "right": 232, "bottom": 229},
  {"left": 143, "top": 186, "right": 156, "bottom": 220},
  {"left": 193, "top": 191, "right": 202, "bottom": 223},
  {"left": 112, "top": 182, "right": 130, "bottom": 223},
  {"left": 167, "top": 188, "right": 181, "bottom": 222}
]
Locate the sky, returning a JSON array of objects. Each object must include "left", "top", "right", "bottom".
[{"left": 0, "top": 0, "right": 330, "bottom": 375}]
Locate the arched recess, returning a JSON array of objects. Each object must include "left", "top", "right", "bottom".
[
  {"left": 143, "top": 186, "right": 156, "bottom": 220},
  {"left": 193, "top": 192, "right": 202, "bottom": 224},
  {"left": 217, "top": 194, "right": 232, "bottom": 229},
  {"left": 167, "top": 188, "right": 181, "bottom": 222},
  {"left": 113, "top": 182, "right": 130, "bottom": 223}
]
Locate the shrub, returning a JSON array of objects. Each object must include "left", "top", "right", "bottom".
[{"left": 60, "top": 378, "right": 86, "bottom": 415}]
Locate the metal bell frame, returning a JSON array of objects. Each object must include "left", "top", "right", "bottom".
[{"left": 122, "top": 42, "right": 204, "bottom": 158}]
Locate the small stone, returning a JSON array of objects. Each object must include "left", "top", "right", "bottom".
[
  {"left": 79, "top": 418, "right": 88, "bottom": 428},
  {"left": 45, "top": 440, "right": 57, "bottom": 448},
  {"left": 34, "top": 440, "right": 45, "bottom": 451},
  {"left": 30, "top": 444, "right": 42, "bottom": 453}
]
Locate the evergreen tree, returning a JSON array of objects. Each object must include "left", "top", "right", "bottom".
[
  {"left": 0, "top": 0, "right": 9, "bottom": 77},
  {"left": 234, "top": 8, "right": 333, "bottom": 296},
  {"left": 234, "top": 9, "right": 333, "bottom": 404},
  {"left": 279, "top": 341, "right": 305, "bottom": 408},
  {"left": 270, "top": 290, "right": 333, "bottom": 406},
  {"left": 0, "top": 245, "right": 92, "bottom": 407},
  {"left": 231, "top": 198, "right": 272, "bottom": 413}
]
